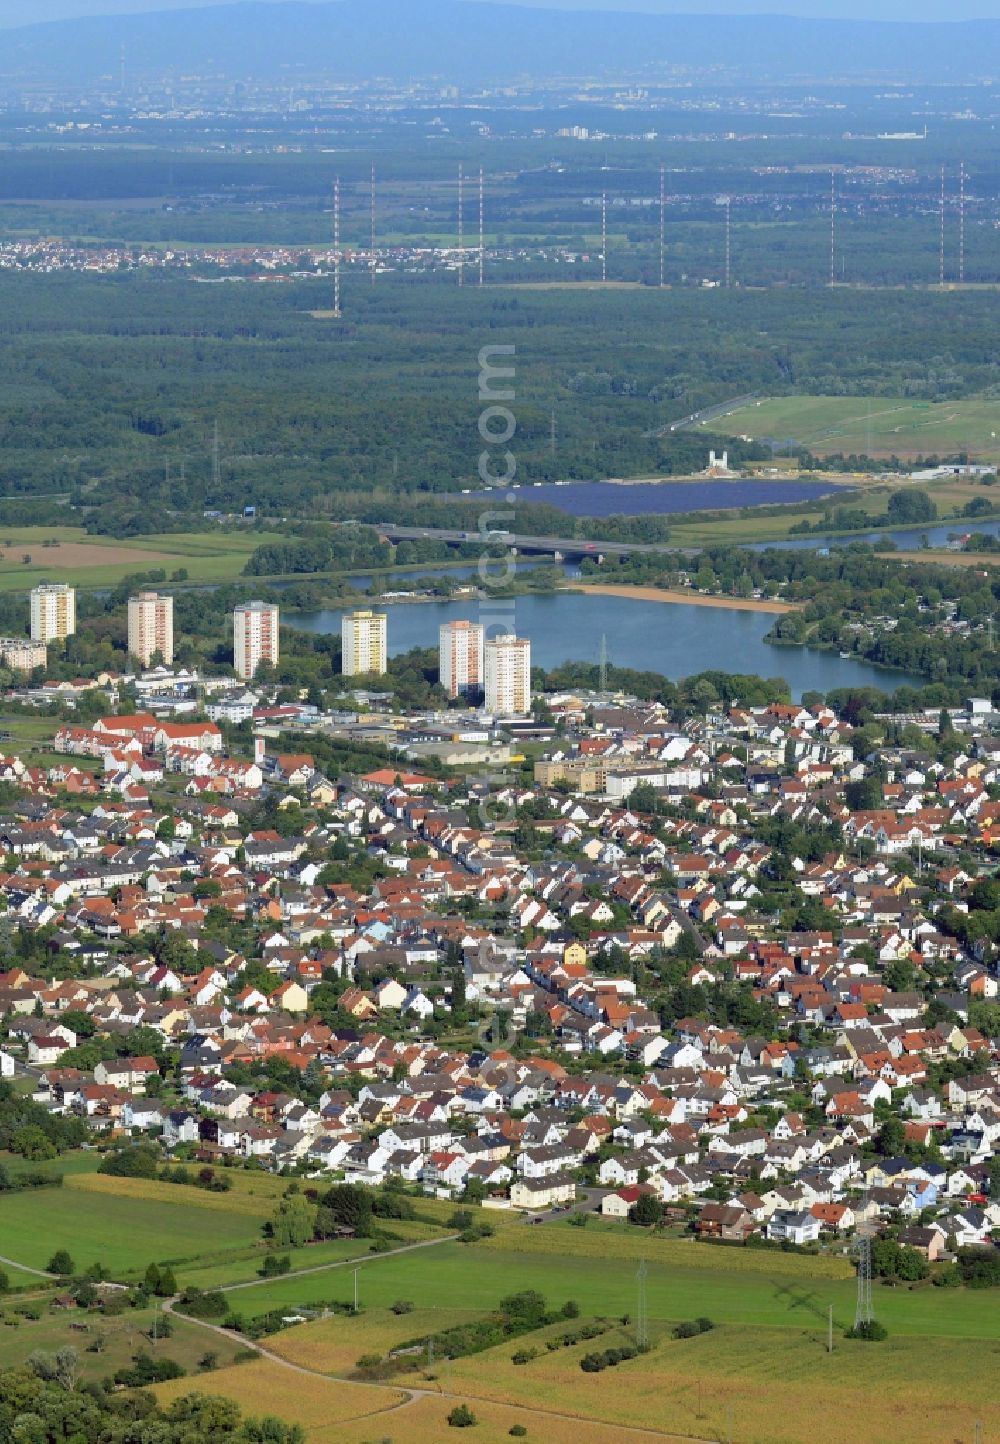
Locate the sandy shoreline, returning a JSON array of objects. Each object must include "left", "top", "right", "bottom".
[{"left": 569, "top": 583, "right": 796, "bottom": 614}]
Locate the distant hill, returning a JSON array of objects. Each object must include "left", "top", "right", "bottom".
[{"left": 5, "top": 0, "right": 1000, "bottom": 85}]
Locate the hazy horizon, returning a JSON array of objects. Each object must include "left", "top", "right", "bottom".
[{"left": 5, "top": 0, "right": 1000, "bottom": 29}]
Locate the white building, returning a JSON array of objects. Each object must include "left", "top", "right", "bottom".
[
  {"left": 0, "top": 638, "right": 46, "bottom": 673},
  {"left": 341, "top": 610, "right": 387, "bottom": 676},
  {"left": 127, "top": 592, "right": 174, "bottom": 667},
  {"left": 439, "top": 619, "right": 484, "bottom": 698},
  {"left": 30, "top": 583, "right": 76, "bottom": 644},
  {"left": 234, "top": 600, "right": 279, "bottom": 680},
  {"left": 484, "top": 633, "right": 531, "bottom": 715}
]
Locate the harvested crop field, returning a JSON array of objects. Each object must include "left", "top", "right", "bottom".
[
  {"left": 267, "top": 1305, "right": 483, "bottom": 1376},
  {"left": 2, "top": 542, "right": 170, "bottom": 568},
  {"left": 153, "top": 1358, "right": 407, "bottom": 1439}
]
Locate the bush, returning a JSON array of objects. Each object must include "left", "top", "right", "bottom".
[
  {"left": 448, "top": 1403, "right": 478, "bottom": 1428},
  {"left": 372, "top": 1192, "right": 416, "bottom": 1220},
  {"left": 261, "top": 1253, "right": 291, "bottom": 1278},
  {"left": 956, "top": 1247, "right": 1000, "bottom": 1288},
  {"left": 390, "top": 1299, "right": 415, "bottom": 1315},
  {"left": 673, "top": 1317, "right": 714, "bottom": 1339},
  {"left": 175, "top": 1288, "right": 228, "bottom": 1320},
  {"left": 509, "top": 1427, "right": 528, "bottom": 1437},
  {"left": 580, "top": 1344, "right": 638, "bottom": 1372},
  {"left": 845, "top": 1320, "right": 888, "bottom": 1342},
  {"left": 113, "top": 1351, "right": 186, "bottom": 1386},
  {"left": 561, "top": 1299, "right": 579, "bottom": 1319},
  {"left": 98, "top": 1144, "right": 159, "bottom": 1179},
  {"left": 511, "top": 1348, "right": 538, "bottom": 1365}
]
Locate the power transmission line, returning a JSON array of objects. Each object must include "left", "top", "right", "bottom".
[
  {"left": 635, "top": 1258, "right": 648, "bottom": 1350},
  {"left": 659, "top": 161, "right": 665, "bottom": 288}
]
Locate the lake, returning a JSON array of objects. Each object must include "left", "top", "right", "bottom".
[
  {"left": 289, "top": 591, "right": 924, "bottom": 700},
  {"left": 485, "top": 479, "right": 836, "bottom": 517},
  {"left": 755, "top": 520, "right": 1000, "bottom": 552}
]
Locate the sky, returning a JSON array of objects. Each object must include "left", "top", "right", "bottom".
[{"left": 2, "top": 0, "right": 999, "bottom": 27}]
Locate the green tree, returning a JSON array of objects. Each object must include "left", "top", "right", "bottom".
[{"left": 269, "top": 1193, "right": 317, "bottom": 1248}]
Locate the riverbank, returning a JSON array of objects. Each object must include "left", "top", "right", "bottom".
[{"left": 568, "top": 583, "right": 796, "bottom": 614}]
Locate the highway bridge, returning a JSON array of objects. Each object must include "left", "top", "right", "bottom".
[{"left": 373, "top": 523, "right": 701, "bottom": 561}]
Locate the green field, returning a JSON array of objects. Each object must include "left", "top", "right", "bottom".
[
  {"left": 0, "top": 526, "right": 282, "bottom": 592},
  {"left": 0, "top": 1184, "right": 268, "bottom": 1277},
  {"left": 714, "top": 394, "right": 1000, "bottom": 463},
  {"left": 219, "top": 1235, "right": 1000, "bottom": 1341},
  {"left": 2, "top": 1174, "right": 999, "bottom": 1443}
]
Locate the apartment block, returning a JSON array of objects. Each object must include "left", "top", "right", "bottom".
[
  {"left": 127, "top": 591, "right": 174, "bottom": 667},
  {"left": 341, "top": 610, "right": 387, "bottom": 676},
  {"left": 484, "top": 633, "right": 531, "bottom": 715},
  {"left": 234, "top": 600, "right": 279, "bottom": 680},
  {"left": 30, "top": 583, "right": 76, "bottom": 644},
  {"left": 439, "top": 619, "right": 484, "bottom": 698}
]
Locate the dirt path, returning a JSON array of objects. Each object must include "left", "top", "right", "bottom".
[
  {"left": 163, "top": 1294, "right": 718, "bottom": 1442},
  {"left": 0, "top": 1254, "right": 55, "bottom": 1279},
  {"left": 220, "top": 1233, "right": 460, "bottom": 1292}
]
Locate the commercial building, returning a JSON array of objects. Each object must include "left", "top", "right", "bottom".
[
  {"left": 29, "top": 583, "right": 76, "bottom": 644},
  {"left": 0, "top": 638, "right": 47, "bottom": 673},
  {"left": 439, "top": 619, "right": 484, "bottom": 698},
  {"left": 127, "top": 592, "right": 174, "bottom": 667},
  {"left": 484, "top": 633, "right": 531, "bottom": 715},
  {"left": 341, "top": 610, "right": 387, "bottom": 676},
  {"left": 233, "top": 600, "right": 279, "bottom": 680}
]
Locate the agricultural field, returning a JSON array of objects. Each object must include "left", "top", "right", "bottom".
[
  {"left": 0, "top": 1176, "right": 267, "bottom": 1277},
  {"left": 153, "top": 1357, "right": 407, "bottom": 1441},
  {"left": 214, "top": 1235, "right": 1000, "bottom": 1444},
  {"left": 266, "top": 1304, "right": 485, "bottom": 1376},
  {"left": 0, "top": 526, "right": 279, "bottom": 591},
  {"left": 0, "top": 1170, "right": 455, "bottom": 1294},
  {"left": 225, "top": 1234, "right": 1000, "bottom": 1341},
  {"left": 0, "top": 1302, "right": 244, "bottom": 1385},
  {"left": 439, "top": 1319, "right": 1000, "bottom": 1444},
  {"left": 714, "top": 394, "right": 1000, "bottom": 464}
]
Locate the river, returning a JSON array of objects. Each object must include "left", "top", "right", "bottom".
[{"left": 288, "top": 591, "right": 924, "bottom": 700}]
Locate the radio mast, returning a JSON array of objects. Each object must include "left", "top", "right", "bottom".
[
  {"left": 333, "top": 177, "right": 342, "bottom": 317},
  {"left": 829, "top": 170, "right": 836, "bottom": 286},
  {"left": 478, "top": 167, "right": 485, "bottom": 287},
  {"left": 724, "top": 195, "right": 732, "bottom": 288},
  {"left": 959, "top": 160, "right": 966, "bottom": 285},
  {"left": 601, "top": 190, "right": 607, "bottom": 283},
  {"left": 458, "top": 162, "right": 464, "bottom": 287},
  {"left": 370, "top": 162, "right": 377, "bottom": 286},
  {"left": 939, "top": 165, "right": 946, "bottom": 286},
  {"left": 659, "top": 161, "right": 665, "bottom": 287}
]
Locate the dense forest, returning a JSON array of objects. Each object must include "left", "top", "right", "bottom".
[{"left": 2, "top": 269, "right": 1000, "bottom": 533}]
